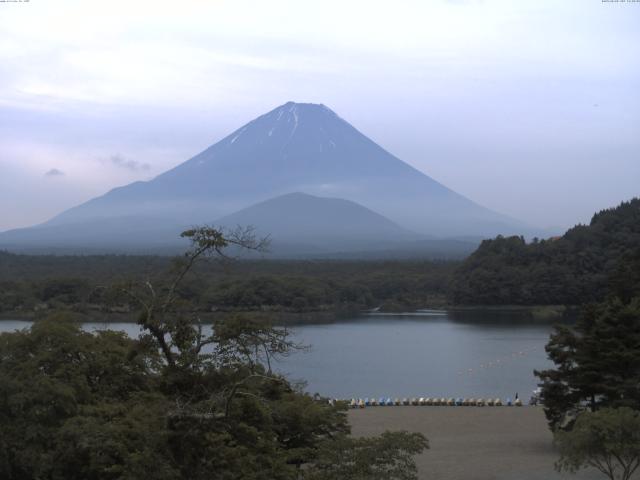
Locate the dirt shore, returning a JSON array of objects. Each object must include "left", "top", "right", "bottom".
[{"left": 348, "top": 406, "right": 623, "bottom": 480}]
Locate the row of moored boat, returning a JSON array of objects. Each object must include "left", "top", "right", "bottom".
[{"left": 340, "top": 397, "right": 524, "bottom": 408}]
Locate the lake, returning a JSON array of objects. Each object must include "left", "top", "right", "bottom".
[{"left": 0, "top": 310, "right": 558, "bottom": 400}]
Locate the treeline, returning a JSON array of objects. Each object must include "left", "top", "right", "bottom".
[
  {"left": 450, "top": 198, "right": 640, "bottom": 305},
  {"left": 0, "top": 253, "right": 455, "bottom": 317}
]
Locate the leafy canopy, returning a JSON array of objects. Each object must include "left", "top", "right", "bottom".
[
  {"left": 555, "top": 407, "right": 640, "bottom": 480},
  {"left": 0, "top": 226, "right": 428, "bottom": 480}
]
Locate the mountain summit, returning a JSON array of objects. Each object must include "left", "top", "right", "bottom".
[{"left": 1, "top": 102, "right": 525, "bottom": 253}]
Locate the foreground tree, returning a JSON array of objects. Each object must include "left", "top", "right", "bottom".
[
  {"left": 0, "top": 226, "right": 428, "bottom": 480},
  {"left": 304, "top": 431, "right": 428, "bottom": 480},
  {"left": 535, "top": 297, "right": 640, "bottom": 429},
  {"left": 555, "top": 408, "right": 640, "bottom": 480}
]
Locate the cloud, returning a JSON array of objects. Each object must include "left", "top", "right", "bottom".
[
  {"left": 104, "top": 154, "right": 150, "bottom": 172},
  {"left": 44, "top": 168, "right": 65, "bottom": 177}
]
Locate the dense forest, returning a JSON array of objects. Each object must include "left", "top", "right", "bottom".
[
  {"left": 0, "top": 253, "right": 455, "bottom": 319},
  {"left": 0, "top": 229, "right": 429, "bottom": 480},
  {"left": 2, "top": 198, "right": 639, "bottom": 318},
  {"left": 450, "top": 199, "right": 640, "bottom": 306}
]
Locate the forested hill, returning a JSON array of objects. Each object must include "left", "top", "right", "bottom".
[{"left": 450, "top": 198, "right": 640, "bottom": 305}]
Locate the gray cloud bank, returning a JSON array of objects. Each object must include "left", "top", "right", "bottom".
[
  {"left": 44, "top": 168, "right": 65, "bottom": 177},
  {"left": 104, "top": 154, "right": 151, "bottom": 172}
]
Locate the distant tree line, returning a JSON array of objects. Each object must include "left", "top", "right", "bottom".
[
  {"left": 0, "top": 253, "right": 455, "bottom": 318},
  {"left": 450, "top": 199, "right": 640, "bottom": 305}
]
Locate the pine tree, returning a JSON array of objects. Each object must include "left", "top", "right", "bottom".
[{"left": 536, "top": 297, "right": 640, "bottom": 429}]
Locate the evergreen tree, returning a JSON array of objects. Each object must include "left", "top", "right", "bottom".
[{"left": 535, "top": 297, "right": 640, "bottom": 429}]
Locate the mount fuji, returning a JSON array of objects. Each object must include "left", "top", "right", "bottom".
[{"left": 0, "top": 102, "right": 526, "bottom": 255}]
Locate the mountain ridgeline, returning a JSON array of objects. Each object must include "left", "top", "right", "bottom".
[
  {"left": 450, "top": 198, "right": 640, "bottom": 305},
  {"left": 0, "top": 102, "right": 527, "bottom": 257}
]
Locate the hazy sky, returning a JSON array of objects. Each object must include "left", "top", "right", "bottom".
[{"left": 1, "top": 0, "right": 639, "bottom": 232}]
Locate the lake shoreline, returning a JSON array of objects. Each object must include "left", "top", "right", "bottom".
[
  {"left": 0, "top": 313, "right": 557, "bottom": 398},
  {"left": 0, "top": 304, "right": 574, "bottom": 324}
]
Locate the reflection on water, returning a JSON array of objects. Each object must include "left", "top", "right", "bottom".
[{"left": 0, "top": 312, "right": 559, "bottom": 399}]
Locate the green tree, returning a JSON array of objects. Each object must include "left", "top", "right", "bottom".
[
  {"left": 0, "top": 314, "right": 170, "bottom": 480},
  {"left": 304, "top": 431, "right": 428, "bottom": 480},
  {"left": 555, "top": 407, "right": 640, "bottom": 480},
  {"left": 0, "top": 226, "right": 429, "bottom": 480},
  {"left": 535, "top": 297, "right": 640, "bottom": 429}
]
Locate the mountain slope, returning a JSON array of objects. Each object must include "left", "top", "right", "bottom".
[
  {"left": 0, "top": 101, "right": 527, "bottom": 253},
  {"left": 215, "top": 192, "right": 419, "bottom": 254}
]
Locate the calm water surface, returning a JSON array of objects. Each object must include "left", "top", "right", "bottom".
[{"left": 0, "top": 311, "right": 557, "bottom": 400}]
